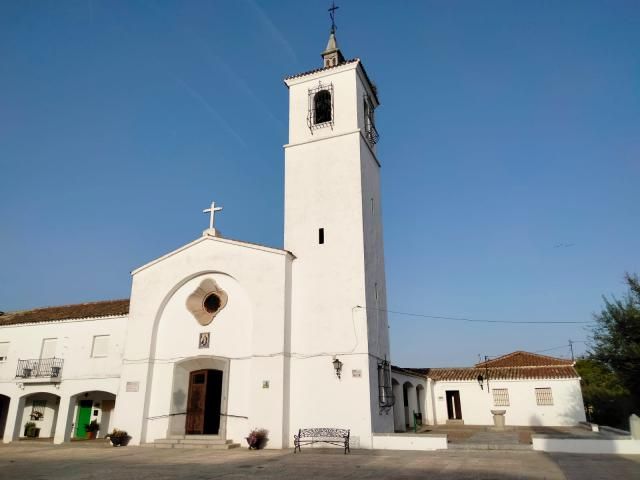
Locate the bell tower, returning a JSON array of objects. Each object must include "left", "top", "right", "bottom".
[{"left": 283, "top": 14, "right": 393, "bottom": 447}]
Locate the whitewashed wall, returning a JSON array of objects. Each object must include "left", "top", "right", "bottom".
[{"left": 428, "top": 378, "right": 586, "bottom": 426}]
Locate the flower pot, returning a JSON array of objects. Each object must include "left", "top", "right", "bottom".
[
  {"left": 109, "top": 436, "right": 130, "bottom": 447},
  {"left": 86, "top": 431, "right": 97, "bottom": 440},
  {"left": 245, "top": 436, "right": 266, "bottom": 450}
]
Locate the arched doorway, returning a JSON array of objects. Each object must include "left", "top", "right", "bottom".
[
  {"left": 0, "top": 395, "right": 10, "bottom": 440},
  {"left": 167, "top": 357, "right": 229, "bottom": 438},
  {"left": 416, "top": 385, "right": 425, "bottom": 425},
  {"left": 391, "top": 380, "right": 404, "bottom": 432},
  {"left": 18, "top": 392, "right": 60, "bottom": 439},
  {"left": 402, "top": 381, "right": 417, "bottom": 430},
  {"left": 68, "top": 391, "right": 116, "bottom": 440}
]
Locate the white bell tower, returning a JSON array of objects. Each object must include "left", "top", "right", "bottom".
[{"left": 284, "top": 25, "right": 394, "bottom": 447}]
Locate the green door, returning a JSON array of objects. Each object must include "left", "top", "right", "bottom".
[{"left": 75, "top": 401, "right": 93, "bottom": 438}]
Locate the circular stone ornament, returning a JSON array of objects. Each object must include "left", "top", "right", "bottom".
[{"left": 186, "top": 278, "right": 228, "bottom": 326}]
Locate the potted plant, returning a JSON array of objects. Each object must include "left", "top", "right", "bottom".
[
  {"left": 85, "top": 420, "right": 100, "bottom": 440},
  {"left": 29, "top": 411, "right": 43, "bottom": 421},
  {"left": 245, "top": 428, "right": 268, "bottom": 450},
  {"left": 106, "top": 429, "right": 130, "bottom": 447},
  {"left": 24, "top": 422, "right": 40, "bottom": 438}
]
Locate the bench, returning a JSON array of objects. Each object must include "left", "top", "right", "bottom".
[{"left": 293, "top": 428, "right": 350, "bottom": 454}]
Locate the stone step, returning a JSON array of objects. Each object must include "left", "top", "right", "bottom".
[
  {"left": 166, "top": 435, "right": 223, "bottom": 440},
  {"left": 142, "top": 441, "right": 241, "bottom": 450},
  {"left": 155, "top": 438, "right": 231, "bottom": 445},
  {"left": 448, "top": 443, "right": 532, "bottom": 451}
]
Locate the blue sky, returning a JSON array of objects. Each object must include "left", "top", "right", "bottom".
[{"left": 0, "top": 1, "right": 638, "bottom": 366}]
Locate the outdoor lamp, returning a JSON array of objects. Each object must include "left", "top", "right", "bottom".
[
  {"left": 477, "top": 374, "right": 484, "bottom": 390},
  {"left": 332, "top": 358, "right": 343, "bottom": 379}
]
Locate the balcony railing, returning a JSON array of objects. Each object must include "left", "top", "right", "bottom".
[{"left": 15, "top": 358, "right": 64, "bottom": 379}]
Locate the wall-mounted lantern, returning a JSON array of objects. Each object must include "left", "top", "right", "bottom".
[
  {"left": 332, "top": 358, "right": 343, "bottom": 379},
  {"left": 477, "top": 374, "right": 484, "bottom": 390}
]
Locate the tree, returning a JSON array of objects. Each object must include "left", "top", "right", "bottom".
[
  {"left": 574, "top": 358, "right": 632, "bottom": 428},
  {"left": 589, "top": 273, "right": 640, "bottom": 409}
]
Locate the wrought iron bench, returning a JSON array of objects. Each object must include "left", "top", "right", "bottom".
[{"left": 293, "top": 428, "right": 350, "bottom": 454}]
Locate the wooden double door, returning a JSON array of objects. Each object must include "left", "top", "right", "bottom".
[{"left": 185, "top": 369, "right": 223, "bottom": 435}]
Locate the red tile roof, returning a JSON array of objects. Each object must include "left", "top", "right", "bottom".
[
  {"left": 395, "top": 351, "right": 579, "bottom": 381},
  {"left": 0, "top": 299, "right": 130, "bottom": 326},
  {"left": 475, "top": 351, "right": 573, "bottom": 368},
  {"left": 284, "top": 58, "right": 360, "bottom": 80},
  {"left": 413, "top": 366, "right": 579, "bottom": 381}
]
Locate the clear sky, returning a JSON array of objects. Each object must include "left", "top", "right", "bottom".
[{"left": 1, "top": 1, "right": 638, "bottom": 366}]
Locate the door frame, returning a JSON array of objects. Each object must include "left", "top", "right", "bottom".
[
  {"left": 445, "top": 390, "right": 462, "bottom": 420},
  {"left": 169, "top": 356, "right": 230, "bottom": 438},
  {"left": 75, "top": 400, "right": 93, "bottom": 438}
]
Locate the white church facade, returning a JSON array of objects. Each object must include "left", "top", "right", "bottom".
[{"left": 0, "top": 29, "right": 586, "bottom": 449}]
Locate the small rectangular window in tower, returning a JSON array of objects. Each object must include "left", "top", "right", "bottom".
[{"left": 319, "top": 228, "right": 325, "bottom": 245}]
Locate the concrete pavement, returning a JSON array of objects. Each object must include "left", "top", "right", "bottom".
[{"left": 0, "top": 442, "right": 638, "bottom": 479}]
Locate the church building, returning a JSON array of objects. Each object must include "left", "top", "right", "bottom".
[
  {"left": 0, "top": 28, "right": 396, "bottom": 449},
  {"left": 0, "top": 23, "right": 588, "bottom": 451}
]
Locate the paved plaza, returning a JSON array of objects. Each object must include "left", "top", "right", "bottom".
[{"left": 0, "top": 442, "right": 639, "bottom": 480}]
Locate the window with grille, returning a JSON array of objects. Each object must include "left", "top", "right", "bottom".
[
  {"left": 0, "top": 342, "right": 8, "bottom": 362},
  {"left": 31, "top": 400, "right": 46, "bottom": 420},
  {"left": 377, "top": 359, "right": 395, "bottom": 412},
  {"left": 535, "top": 387, "right": 554, "bottom": 406},
  {"left": 91, "top": 335, "right": 110, "bottom": 358},
  {"left": 307, "top": 83, "right": 334, "bottom": 131},
  {"left": 492, "top": 388, "right": 510, "bottom": 406},
  {"left": 363, "top": 94, "right": 379, "bottom": 145}
]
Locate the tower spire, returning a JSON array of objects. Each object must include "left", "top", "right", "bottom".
[{"left": 321, "top": 2, "right": 345, "bottom": 68}]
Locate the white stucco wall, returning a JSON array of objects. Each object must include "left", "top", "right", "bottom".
[{"left": 428, "top": 378, "right": 586, "bottom": 426}]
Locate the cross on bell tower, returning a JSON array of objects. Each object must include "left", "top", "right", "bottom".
[{"left": 322, "top": 2, "right": 345, "bottom": 68}]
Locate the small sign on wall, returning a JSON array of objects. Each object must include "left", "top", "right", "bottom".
[
  {"left": 126, "top": 381, "right": 139, "bottom": 392},
  {"left": 199, "top": 332, "right": 210, "bottom": 349},
  {"left": 352, "top": 369, "right": 362, "bottom": 378}
]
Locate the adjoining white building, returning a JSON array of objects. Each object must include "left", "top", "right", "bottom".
[
  {"left": 390, "top": 351, "right": 587, "bottom": 431},
  {"left": 0, "top": 28, "right": 587, "bottom": 450},
  {"left": 0, "top": 29, "right": 395, "bottom": 449}
]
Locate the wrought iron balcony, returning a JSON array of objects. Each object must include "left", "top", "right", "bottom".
[{"left": 15, "top": 358, "right": 63, "bottom": 380}]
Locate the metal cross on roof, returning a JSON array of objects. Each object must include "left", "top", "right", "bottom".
[
  {"left": 328, "top": 1, "right": 339, "bottom": 34},
  {"left": 203, "top": 201, "right": 223, "bottom": 230}
]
